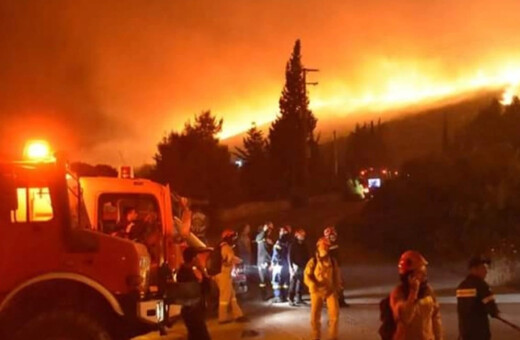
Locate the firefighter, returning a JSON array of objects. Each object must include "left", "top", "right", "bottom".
[
  {"left": 457, "top": 256, "right": 500, "bottom": 340},
  {"left": 304, "top": 237, "right": 341, "bottom": 340},
  {"left": 113, "top": 206, "right": 146, "bottom": 241},
  {"left": 323, "top": 226, "right": 348, "bottom": 307},
  {"left": 176, "top": 247, "right": 212, "bottom": 340},
  {"left": 256, "top": 222, "right": 274, "bottom": 300},
  {"left": 288, "top": 228, "right": 310, "bottom": 306},
  {"left": 390, "top": 250, "right": 443, "bottom": 340},
  {"left": 271, "top": 226, "right": 291, "bottom": 303},
  {"left": 214, "top": 229, "right": 247, "bottom": 323}
]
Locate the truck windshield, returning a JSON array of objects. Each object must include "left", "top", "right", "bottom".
[{"left": 66, "top": 172, "right": 91, "bottom": 229}]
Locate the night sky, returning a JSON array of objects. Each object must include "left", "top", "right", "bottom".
[{"left": 1, "top": 0, "right": 520, "bottom": 165}]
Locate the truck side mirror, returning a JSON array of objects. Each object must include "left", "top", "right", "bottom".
[{"left": 0, "top": 176, "right": 18, "bottom": 212}]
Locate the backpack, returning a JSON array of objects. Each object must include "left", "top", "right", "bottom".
[
  {"left": 206, "top": 244, "right": 222, "bottom": 276},
  {"left": 303, "top": 255, "right": 338, "bottom": 289},
  {"left": 378, "top": 295, "right": 396, "bottom": 340}
]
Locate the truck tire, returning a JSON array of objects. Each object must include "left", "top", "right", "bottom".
[{"left": 12, "top": 309, "right": 113, "bottom": 340}]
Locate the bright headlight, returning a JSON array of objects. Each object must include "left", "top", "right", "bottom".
[{"left": 139, "top": 255, "right": 151, "bottom": 290}]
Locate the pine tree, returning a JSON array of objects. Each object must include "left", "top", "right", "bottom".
[
  {"left": 153, "top": 110, "right": 239, "bottom": 206},
  {"left": 235, "top": 123, "right": 267, "bottom": 163},
  {"left": 442, "top": 112, "right": 449, "bottom": 154},
  {"left": 268, "top": 39, "right": 317, "bottom": 199},
  {"left": 235, "top": 123, "right": 271, "bottom": 200}
]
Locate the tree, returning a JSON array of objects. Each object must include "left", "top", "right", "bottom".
[
  {"left": 70, "top": 162, "right": 118, "bottom": 177},
  {"left": 184, "top": 110, "right": 223, "bottom": 142},
  {"left": 344, "top": 120, "right": 389, "bottom": 174},
  {"left": 268, "top": 39, "right": 317, "bottom": 200},
  {"left": 235, "top": 123, "right": 271, "bottom": 200},
  {"left": 153, "top": 110, "right": 239, "bottom": 207}
]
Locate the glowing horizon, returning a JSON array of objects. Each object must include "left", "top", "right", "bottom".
[{"left": 218, "top": 60, "right": 520, "bottom": 140}]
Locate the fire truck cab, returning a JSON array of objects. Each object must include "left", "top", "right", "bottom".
[
  {"left": 0, "top": 144, "right": 166, "bottom": 340},
  {"left": 78, "top": 176, "right": 206, "bottom": 272}
]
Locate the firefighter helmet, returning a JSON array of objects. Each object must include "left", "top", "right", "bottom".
[
  {"left": 221, "top": 229, "right": 238, "bottom": 241},
  {"left": 295, "top": 228, "right": 306, "bottom": 240},
  {"left": 324, "top": 226, "right": 337, "bottom": 238},
  {"left": 398, "top": 250, "right": 428, "bottom": 275}
]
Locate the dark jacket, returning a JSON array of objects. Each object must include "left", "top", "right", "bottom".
[
  {"left": 289, "top": 240, "right": 310, "bottom": 268},
  {"left": 272, "top": 235, "right": 290, "bottom": 266},
  {"left": 457, "top": 274, "right": 499, "bottom": 340},
  {"left": 256, "top": 229, "right": 273, "bottom": 264}
]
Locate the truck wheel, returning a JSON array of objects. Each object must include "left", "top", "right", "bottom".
[{"left": 13, "top": 309, "right": 113, "bottom": 340}]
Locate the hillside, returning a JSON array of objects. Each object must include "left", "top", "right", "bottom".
[
  {"left": 369, "top": 89, "right": 501, "bottom": 165},
  {"left": 225, "top": 89, "right": 503, "bottom": 166}
]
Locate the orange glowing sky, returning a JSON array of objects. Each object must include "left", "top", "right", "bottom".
[{"left": 2, "top": 0, "right": 520, "bottom": 165}]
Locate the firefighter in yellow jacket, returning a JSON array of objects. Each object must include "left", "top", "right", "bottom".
[
  {"left": 304, "top": 237, "right": 341, "bottom": 340},
  {"left": 214, "top": 229, "right": 247, "bottom": 324},
  {"left": 390, "top": 250, "right": 443, "bottom": 340}
]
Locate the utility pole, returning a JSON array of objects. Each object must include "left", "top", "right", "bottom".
[
  {"left": 333, "top": 130, "right": 338, "bottom": 178},
  {"left": 300, "top": 67, "right": 319, "bottom": 201}
]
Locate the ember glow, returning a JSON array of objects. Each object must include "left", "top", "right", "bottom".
[{"left": 1, "top": 0, "right": 520, "bottom": 164}]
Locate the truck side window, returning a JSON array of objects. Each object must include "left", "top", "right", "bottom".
[
  {"left": 11, "top": 187, "right": 54, "bottom": 223},
  {"left": 98, "top": 193, "right": 160, "bottom": 235}
]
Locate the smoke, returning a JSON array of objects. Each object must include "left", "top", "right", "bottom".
[
  {"left": 1, "top": 0, "right": 520, "bottom": 164},
  {"left": 0, "top": 1, "right": 119, "bottom": 158}
]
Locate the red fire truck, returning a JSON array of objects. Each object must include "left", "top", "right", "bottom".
[
  {"left": 0, "top": 141, "right": 169, "bottom": 340},
  {"left": 79, "top": 167, "right": 248, "bottom": 294}
]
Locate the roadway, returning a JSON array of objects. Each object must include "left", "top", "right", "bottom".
[{"left": 137, "top": 263, "right": 520, "bottom": 339}]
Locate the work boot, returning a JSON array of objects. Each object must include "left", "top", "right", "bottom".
[
  {"left": 271, "top": 297, "right": 283, "bottom": 304},
  {"left": 218, "top": 319, "right": 232, "bottom": 325},
  {"left": 235, "top": 316, "right": 250, "bottom": 323},
  {"left": 260, "top": 288, "right": 268, "bottom": 301},
  {"left": 339, "top": 299, "right": 350, "bottom": 308},
  {"left": 296, "top": 297, "right": 307, "bottom": 306}
]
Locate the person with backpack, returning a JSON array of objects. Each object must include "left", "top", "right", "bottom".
[
  {"left": 456, "top": 255, "right": 500, "bottom": 340},
  {"left": 271, "top": 225, "right": 291, "bottom": 303},
  {"left": 255, "top": 222, "right": 274, "bottom": 300},
  {"left": 288, "top": 228, "right": 310, "bottom": 306},
  {"left": 176, "top": 247, "right": 212, "bottom": 340},
  {"left": 304, "top": 237, "right": 341, "bottom": 340},
  {"left": 213, "top": 229, "right": 247, "bottom": 324},
  {"left": 324, "top": 226, "right": 349, "bottom": 307},
  {"left": 389, "top": 250, "right": 443, "bottom": 340}
]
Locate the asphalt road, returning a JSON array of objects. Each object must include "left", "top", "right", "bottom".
[{"left": 136, "top": 264, "right": 520, "bottom": 340}]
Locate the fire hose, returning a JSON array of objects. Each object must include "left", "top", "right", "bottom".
[{"left": 496, "top": 315, "right": 520, "bottom": 332}]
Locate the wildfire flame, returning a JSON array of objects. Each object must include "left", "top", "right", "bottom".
[{"left": 219, "top": 59, "right": 520, "bottom": 140}]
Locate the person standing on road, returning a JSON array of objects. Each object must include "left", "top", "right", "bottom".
[
  {"left": 271, "top": 225, "right": 291, "bottom": 303},
  {"left": 176, "top": 247, "right": 212, "bottom": 340},
  {"left": 390, "top": 250, "right": 443, "bottom": 340},
  {"left": 214, "top": 229, "right": 247, "bottom": 324},
  {"left": 456, "top": 255, "right": 500, "bottom": 340},
  {"left": 256, "top": 222, "right": 274, "bottom": 300},
  {"left": 324, "top": 226, "right": 349, "bottom": 307},
  {"left": 288, "top": 228, "right": 310, "bottom": 306},
  {"left": 304, "top": 237, "right": 341, "bottom": 340}
]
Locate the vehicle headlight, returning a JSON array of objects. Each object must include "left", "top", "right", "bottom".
[{"left": 139, "top": 255, "right": 151, "bottom": 290}]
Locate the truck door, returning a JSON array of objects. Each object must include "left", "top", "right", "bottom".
[{"left": 0, "top": 164, "right": 65, "bottom": 293}]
